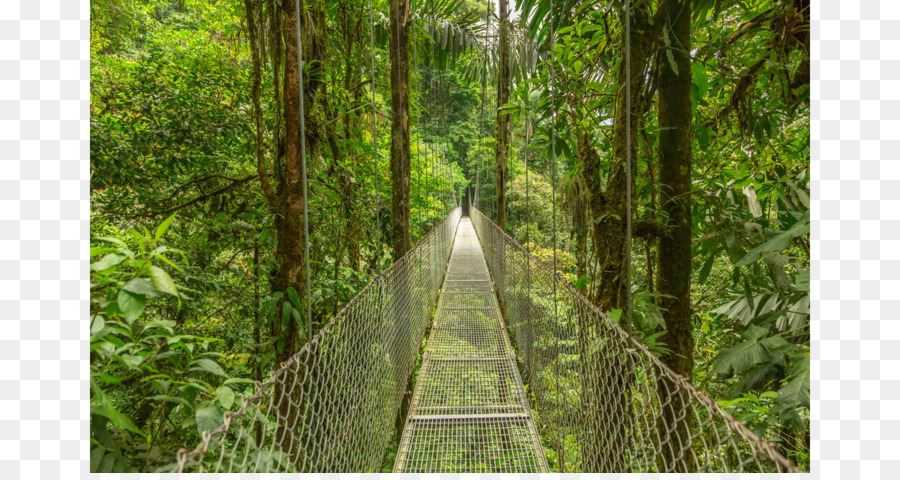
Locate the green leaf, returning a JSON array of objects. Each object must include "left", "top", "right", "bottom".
[
  {"left": 148, "top": 395, "right": 192, "bottom": 409},
  {"left": 98, "top": 374, "right": 122, "bottom": 384},
  {"left": 119, "top": 354, "right": 145, "bottom": 369},
  {"left": 191, "top": 358, "right": 225, "bottom": 376},
  {"left": 195, "top": 405, "right": 223, "bottom": 435},
  {"left": 574, "top": 275, "right": 589, "bottom": 291},
  {"left": 282, "top": 301, "right": 292, "bottom": 330},
  {"left": 739, "top": 270, "right": 756, "bottom": 309},
  {"left": 91, "top": 399, "right": 144, "bottom": 437},
  {"left": 148, "top": 266, "right": 177, "bottom": 296},
  {"left": 794, "top": 269, "right": 810, "bottom": 292},
  {"left": 95, "top": 236, "right": 128, "bottom": 249},
  {"left": 155, "top": 213, "right": 176, "bottom": 241},
  {"left": 760, "top": 336, "right": 792, "bottom": 363},
  {"left": 286, "top": 287, "right": 302, "bottom": 310},
  {"left": 90, "top": 247, "right": 117, "bottom": 257},
  {"left": 92, "top": 254, "right": 125, "bottom": 272},
  {"left": 223, "top": 377, "right": 255, "bottom": 386},
  {"left": 778, "top": 358, "right": 810, "bottom": 409},
  {"left": 606, "top": 309, "right": 623, "bottom": 324},
  {"left": 713, "top": 340, "right": 768, "bottom": 376},
  {"left": 698, "top": 125, "right": 711, "bottom": 152},
  {"left": 736, "top": 218, "right": 810, "bottom": 267},
  {"left": 691, "top": 61, "right": 708, "bottom": 96},
  {"left": 216, "top": 386, "right": 235, "bottom": 410},
  {"left": 122, "top": 278, "right": 156, "bottom": 296},
  {"left": 90, "top": 315, "right": 106, "bottom": 335},
  {"left": 90, "top": 446, "right": 106, "bottom": 472},
  {"left": 665, "top": 48, "right": 679, "bottom": 76},
  {"left": 698, "top": 252, "right": 717, "bottom": 283},
  {"left": 116, "top": 290, "right": 146, "bottom": 323}
]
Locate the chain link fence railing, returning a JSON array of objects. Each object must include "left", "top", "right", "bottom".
[
  {"left": 173, "top": 207, "right": 461, "bottom": 473},
  {"left": 469, "top": 207, "right": 798, "bottom": 473}
]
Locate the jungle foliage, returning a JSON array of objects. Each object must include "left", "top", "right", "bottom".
[{"left": 90, "top": 0, "right": 808, "bottom": 472}]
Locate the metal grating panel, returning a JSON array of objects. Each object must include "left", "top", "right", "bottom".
[
  {"left": 410, "top": 359, "right": 528, "bottom": 415},
  {"left": 396, "top": 417, "right": 546, "bottom": 473},
  {"left": 394, "top": 218, "right": 548, "bottom": 473}
]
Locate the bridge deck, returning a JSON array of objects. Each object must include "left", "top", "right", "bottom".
[{"left": 394, "top": 218, "right": 548, "bottom": 473}]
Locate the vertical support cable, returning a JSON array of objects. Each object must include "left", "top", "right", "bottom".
[
  {"left": 295, "top": 0, "right": 312, "bottom": 335},
  {"left": 625, "top": 0, "right": 633, "bottom": 331},
  {"left": 439, "top": 52, "right": 445, "bottom": 217},
  {"left": 429, "top": 0, "right": 436, "bottom": 222},
  {"left": 476, "top": 0, "right": 489, "bottom": 212},
  {"left": 524, "top": 78, "right": 533, "bottom": 379},
  {"left": 412, "top": 0, "right": 423, "bottom": 225},
  {"left": 370, "top": 0, "right": 380, "bottom": 270},
  {"left": 547, "top": 0, "right": 563, "bottom": 471},
  {"left": 487, "top": 5, "right": 495, "bottom": 221}
]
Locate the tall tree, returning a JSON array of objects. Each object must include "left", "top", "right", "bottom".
[
  {"left": 656, "top": 0, "right": 693, "bottom": 386},
  {"left": 389, "top": 0, "right": 412, "bottom": 260},
  {"left": 584, "top": 1, "right": 653, "bottom": 314},
  {"left": 494, "top": 0, "right": 510, "bottom": 229},
  {"left": 244, "top": 0, "right": 305, "bottom": 363},
  {"left": 579, "top": 1, "right": 657, "bottom": 470},
  {"left": 246, "top": 0, "right": 326, "bottom": 457},
  {"left": 656, "top": 0, "right": 693, "bottom": 471}
]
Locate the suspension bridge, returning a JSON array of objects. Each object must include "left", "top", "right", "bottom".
[
  {"left": 172, "top": 206, "right": 798, "bottom": 473},
  {"left": 165, "top": 0, "right": 799, "bottom": 471}
]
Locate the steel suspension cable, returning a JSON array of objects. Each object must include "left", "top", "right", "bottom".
[
  {"left": 410, "top": 0, "right": 420, "bottom": 223},
  {"left": 625, "top": 0, "right": 633, "bottom": 330},
  {"left": 476, "top": 0, "right": 488, "bottom": 212},
  {"left": 412, "top": 2, "right": 426, "bottom": 223},
  {"left": 487, "top": 4, "right": 495, "bottom": 220},
  {"left": 369, "top": 0, "right": 380, "bottom": 270},
  {"left": 294, "top": 0, "right": 312, "bottom": 335},
  {"left": 449, "top": 78, "right": 455, "bottom": 207},
  {"left": 429, "top": 0, "right": 436, "bottom": 222},
  {"left": 439, "top": 69, "right": 445, "bottom": 208},
  {"left": 524, "top": 67, "right": 532, "bottom": 378},
  {"left": 547, "top": 0, "right": 564, "bottom": 470}
]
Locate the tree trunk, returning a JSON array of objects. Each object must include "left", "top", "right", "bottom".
[
  {"left": 494, "top": 0, "right": 510, "bottom": 230},
  {"left": 255, "top": 0, "right": 312, "bottom": 461},
  {"left": 656, "top": 0, "right": 694, "bottom": 471},
  {"left": 274, "top": 0, "right": 307, "bottom": 362},
  {"left": 591, "top": 2, "right": 651, "bottom": 315},
  {"left": 389, "top": 0, "right": 411, "bottom": 261},
  {"left": 579, "top": 2, "right": 654, "bottom": 471},
  {"left": 388, "top": 0, "right": 416, "bottom": 443}
]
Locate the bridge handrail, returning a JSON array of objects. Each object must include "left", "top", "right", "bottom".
[
  {"left": 173, "top": 208, "right": 462, "bottom": 473},
  {"left": 469, "top": 207, "right": 798, "bottom": 473}
]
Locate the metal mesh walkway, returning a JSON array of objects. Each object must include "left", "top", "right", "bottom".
[
  {"left": 394, "top": 218, "right": 549, "bottom": 473},
  {"left": 173, "top": 209, "right": 797, "bottom": 473}
]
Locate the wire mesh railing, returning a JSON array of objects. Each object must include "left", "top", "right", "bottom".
[
  {"left": 469, "top": 207, "right": 798, "bottom": 473},
  {"left": 173, "top": 207, "right": 462, "bottom": 473}
]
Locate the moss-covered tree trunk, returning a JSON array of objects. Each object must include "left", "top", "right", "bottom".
[
  {"left": 388, "top": 0, "right": 415, "bottom": 442},
  {"left": 389, "top": 0, "right": 411, "bottom": 262},
  {"left": 495, "top": 0, "right": 510, "bottom": 230},
  {"left": 656, "top": 0, "right": 694, "bottom": 472},
  {"left": 579, "top": 1, "right": 654, "bottom": 471}
]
